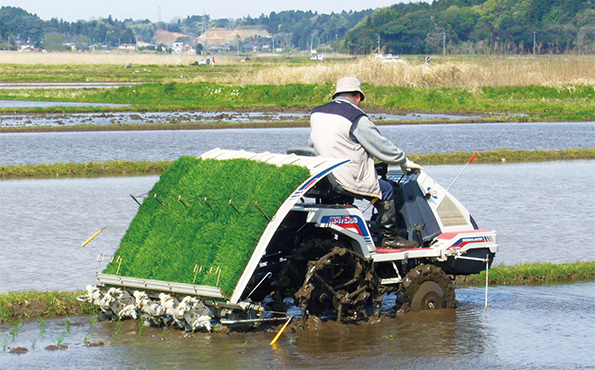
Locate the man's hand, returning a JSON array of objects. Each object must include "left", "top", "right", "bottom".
[{"left": 400, "top": 158, "right": 423, "bottom": 173}]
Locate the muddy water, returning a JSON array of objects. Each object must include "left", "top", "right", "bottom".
[
  {"left": 0, "top": 100, "right": 128, "bottom": 109},
  {"left": 0, "top": 110, "right": 479, "bottom": 127},
  {"left": 1, "top": 121, "right": 593, "bottom": 166},
  {"left": 0, "top": 161, "right": 593, "bottom": 294},
  {"left": 1, "top": 282, "right": 594, "bottom": 369}
]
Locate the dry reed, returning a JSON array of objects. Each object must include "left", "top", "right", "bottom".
[
  {"left": 205, "top": 55, "right": 595, "bottom": 88},
  {"left": 3, "top": 51, "right": 595, "bottom": 88}
]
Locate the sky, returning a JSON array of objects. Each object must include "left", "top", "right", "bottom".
[{"left": 1, "top": 0, "right": 426, "bottom": 22}]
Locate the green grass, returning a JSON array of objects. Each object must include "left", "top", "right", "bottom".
[
  {"left": 0, "top": 159, "right": 171, "bottom": 179},
  {"left": 408, "top": 148, "right": 595, "bottom": 165},
  {"left": 0, "top": 291, "right": 97, "bottom": 323},
  {"left": 102, "top": 156, "right": 311, "bottom": 296},
  {"left": 1, "top": 149, "right": 592, "bottom": 180},
  {"left": 462, "top": 261, "right": 595, "bottom": 286},
  {"left": 3, "top": 82, "right": 595, "bottom": 121},
  {"left": 0, "top": 63, "right": 241, "bottom": 83}
]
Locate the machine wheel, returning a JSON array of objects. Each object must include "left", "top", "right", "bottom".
[
  {"left": 399, "top": 264, "right": 456, "bottom": 312},
  {"left": 273, "top": 238, "right": 336, "bottom": 309},
  {"left": 295, "top": 246, "right": 381, "bottom": 323}
]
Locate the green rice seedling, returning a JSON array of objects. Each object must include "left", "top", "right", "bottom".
[
  {"left": 112, "top": 318, "right": 122, "bottom": 338},
  {"left": 89, "top": 315, "right": 98, "bottom": 329},
  {"left": 38, "top": 317, "right": 46, "bottom": 334},
  {"left": 57, "top": 332, "right": 65, "bottom": 346},
  {"left": 137, "top": 317, "right": 145, "bottom": 338},
  {"left": 103, "top": 156, "right": 310, "bottom": 296},
  {"left": 10, "top": 319, "right": 22, "bottom": 341}
]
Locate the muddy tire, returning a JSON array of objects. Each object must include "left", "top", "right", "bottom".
[
  {"left": 272, "top": 238, "right": 336, "bottom": 310},
  {"left": 295, "top": 246, "right": 381, "bottom": 323},
  {"left": 399, "top": 264, "right": 456, "bottom": 312}
]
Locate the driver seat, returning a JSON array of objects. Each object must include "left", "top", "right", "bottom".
[{"left": 287, "top": 147, "right": 363, "bottom": 204}]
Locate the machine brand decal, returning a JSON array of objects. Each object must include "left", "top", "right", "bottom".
[
  {"left": 321, "top": 215, "right": 369, "bottom": 237},
  {"left": 328, "top": 216, "right": 358, "bottom": 224},
  {"left": 426, "top": 187, "right": 438, "bottom": 199}
]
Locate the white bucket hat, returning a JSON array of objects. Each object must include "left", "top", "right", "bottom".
[{"left": 333, "top": 76, "right": 365, "bottom": 101}]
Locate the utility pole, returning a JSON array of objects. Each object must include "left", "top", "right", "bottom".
[
  {"left": 443, "top": 32, "right": 446, "bottom": 55},
  {"left": 533, "top": 31, "right": 536, "bottom": 55},
  {"left": 376, "top": 34, "right": 380, "bottom": 54}
]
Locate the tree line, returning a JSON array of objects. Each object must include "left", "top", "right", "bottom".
[
  {"left": 0, "top": 6, "right": 135, "bottom": 50},
  {"left": 342, "top": 0, "right": 595, "bottom": 55},
  {"left": 2, "top": 1, "right": 595, "bottom": 54}
]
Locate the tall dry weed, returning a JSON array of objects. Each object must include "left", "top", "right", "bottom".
[
  {"left": 3, "top": 51, "right": 595, "bottom": 87},
  {"left": 207, "top": 55, "right": 595, "bottom": 88}
]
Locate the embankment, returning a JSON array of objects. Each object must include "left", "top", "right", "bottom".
[{"left": 1, "top": 149, "right": 593, "bottom": 180}]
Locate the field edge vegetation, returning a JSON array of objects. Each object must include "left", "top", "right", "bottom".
[
  {"left": 2, "top": 81, "right": 595, "bottom": 122},
  {"left": 0, "top": 290, "right": 97, "bottom": 323},
  {"left": 1, "top": 149, "right": 593, "bottom": 180},
  {"left": 460, "top": 261, "right": 595, "bottom": 287}
]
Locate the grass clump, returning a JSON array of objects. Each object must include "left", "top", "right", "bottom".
[
  {"left": 409, "top": 148, "right": 595, "bottom": 165},
  {"left": 103, "top": 156, "right": 310, "bottom": 296},
  {"left": 0, "top": 291, "right": 97, "bottom": 323},
  {"left": 462, "top": 261, "right": 595, "bottom": 286},
  {"left": 0, "top": 160, "right": 171, "bottom": 179}
]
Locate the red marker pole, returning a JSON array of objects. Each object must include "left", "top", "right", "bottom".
[{"left": 446, "top": 152, "right": 478, "bottom": 192}]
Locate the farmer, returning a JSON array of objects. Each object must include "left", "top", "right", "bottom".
[{"left": 309, "top": 76, "right": 421, "bottom": 248}]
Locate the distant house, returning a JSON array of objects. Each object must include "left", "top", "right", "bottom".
[
  {"left": 171, "top": 42, "right": 196, "bottom": 55},
  {"left": 19, "top": 43, "right": 37, "bottom": 52},
  {"left": 118, "top": 44, "right": 137, "bottom": 51},
  {"left": 172, "top": 42, "right": 184, "bottom": 54}
]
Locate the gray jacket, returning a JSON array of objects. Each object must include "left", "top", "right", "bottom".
[{"left": 309, "top": 97, "right": 407, "bottom": 198}]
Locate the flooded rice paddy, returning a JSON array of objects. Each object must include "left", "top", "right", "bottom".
[
  {"left": 0, "top": 121, "right": 594, "bottom": 368},
  {"left": 0, "top": 100, "right": 128, "bottom": 109},
  {"left": 1, "top": 160, "right": 593, "bottom": 294},
  {"left": 0, "top": 110, "right": 481, "bottom": 128},
  {"left": 1, "top": 282, "right": 594, "bottom": 369},
  {"left": 1, "top": 121, "right": 593, "bottom": 166}
]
